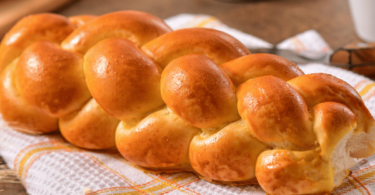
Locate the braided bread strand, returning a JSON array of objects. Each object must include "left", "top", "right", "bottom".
[
  {"left": 0, "top": 13, "right": 75, "bottom": 133},
  {"left": 1, "top": 11, "right": 375, "bottom": 195}
]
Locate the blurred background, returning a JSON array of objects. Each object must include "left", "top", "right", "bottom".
[{"left": 0, "top": 0, "right": 362, "bottom": 49}]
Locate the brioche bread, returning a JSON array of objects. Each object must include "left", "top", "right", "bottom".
[{"left": 1, "top": 10, "right": 375, "bottom": 195}]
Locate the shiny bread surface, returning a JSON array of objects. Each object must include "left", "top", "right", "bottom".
[{"left": 1, "top": 11, "right": 374, "bottom": 195}]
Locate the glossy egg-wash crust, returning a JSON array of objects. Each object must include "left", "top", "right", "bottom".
[
  {"left": 116, "top": 108, "right": 200, "bottom": 168},
  {"left": 161, "top": 54, "right": 239, "bottom": 128},
  {"left": 1, "top": 11, "right": 375, "bottom": 195},
  {"left": 190, "top": 120, "right": 268, "bottom": 181},
  {"left": 62, "top": 10, "right": 172, "bottom": 53},
  {"left": 142, "top": 28, "right": 250, "bottom": 68},
  {"left": 68, "top": 15, "right": 97, "bottom": 28},
  {"left": 15, "top": 41, "right": 91, "bottom": 118},
  {"left": 311, "top": 102, "right": 357, "bottom": 158},
  {"left": 84, "top": 38, "right": 164, "bottom": 120},
  {"left": 0, "top": 13, "right": 75, "bottom": 72},
  {"left": 256, "top": 150, "right": 334, "bottom": 195},
  {"left": 220, "top": 53, "right": 304, "bottom": 86},
  {"left": 60, "top": 99, "right": 119, "bottom": 149},
  {"left": 237, "top": 75, "right": 315, "bottom": 149},
  {"left": 0, "top": 59, "right": 58, "bottom": 133}
]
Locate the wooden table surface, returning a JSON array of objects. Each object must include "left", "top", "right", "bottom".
[
  {"left": 57, "top": 0, "right": 359, "bottom": 49},
  {"left": 0, "top": 0, "right": 359, "bottom": 194},
  {"left": 0, "top": 157, "right": 27, "bottom": 195}
]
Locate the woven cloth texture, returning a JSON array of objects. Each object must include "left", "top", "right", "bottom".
[{"left": 1, "top": 14, "right": 375, "bottom": 195}]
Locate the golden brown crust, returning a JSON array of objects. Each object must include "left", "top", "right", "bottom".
[
  {"left": 68, "top": 15, "right": 97, "bottom": 28},
  {"left": 0, "top": 59, "right": 58, "bottom": 133},
  {"left": 62, "top": 11, "right": 172, "bottom": 54},
  {"left": 237, "top": 75, "right": 315, "bottom": 149},
  {"left": 0, "top": 13, "right": 74, "bottom": 72},
  {"left": 60, "top": 99, "right": 119, "bottom": 149},
  {"left": 311, "top": 102, "right": 357, "bottom": 158},
  {"left": 161, "top": 54, "right": 239, "bottom": 128},
  {"left": 116, "top": 108, "right": 200, "bottom": 168},
  {"left": 256, "top": 150, "right": 335, "bottom": 195},
  {"left": 84, "top": 38, "right": 164, "bottom": 120},
  {"left": 287, "top": 73, "right": 374, "bottom": 134},
  {"left": 15, "top": 41, "right": 91, "bottom": 118},
  {"left": 190, "top": 120, "right": 267, "bottom": 182},
  {"left": 288, "top": 73, "right": 375, "bottom": 158},
  {"left": 1, "top": 11, "right": 375, "bottom": 195},
  {"left": 220, "top": 53, "right": 304, "bottom": 86},
  {"left": 142, "top": 28, "right": 250, "bottom": 68}
]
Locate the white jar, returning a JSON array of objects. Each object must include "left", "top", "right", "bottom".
[{"left": 348, "top": 0, "right": 375, "bottom": 42}]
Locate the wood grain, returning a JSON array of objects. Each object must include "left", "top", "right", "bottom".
[
  {"left": 58, "top": 0, "right": 358, "bottom": 49},
  {"left": 0, "top": 0, "right": 74, "bottom": 38},
  {"left": 0, "top": 157, "right": 27, "bottom": 195}
]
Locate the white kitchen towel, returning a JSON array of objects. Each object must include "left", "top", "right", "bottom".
[
  {"left": 164, "top": 13, "right": 273, "bottom": 49},
  {"left": 277, "top": 29, "right": 332, "bottom": 59}
]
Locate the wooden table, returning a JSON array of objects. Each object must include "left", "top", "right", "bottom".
[
  {"left": 0, "top": 157, "right": 27, "bottom": 194},
  {"left": 0, "top": 0, "right": 359, "bottom": 194},
  {"left": 58, "top": 0, "right": 358, "bottom": 50}
]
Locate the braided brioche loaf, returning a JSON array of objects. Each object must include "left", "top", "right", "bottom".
[{"left": 1, "top": 11, "right": 375, "bottom": 195}]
